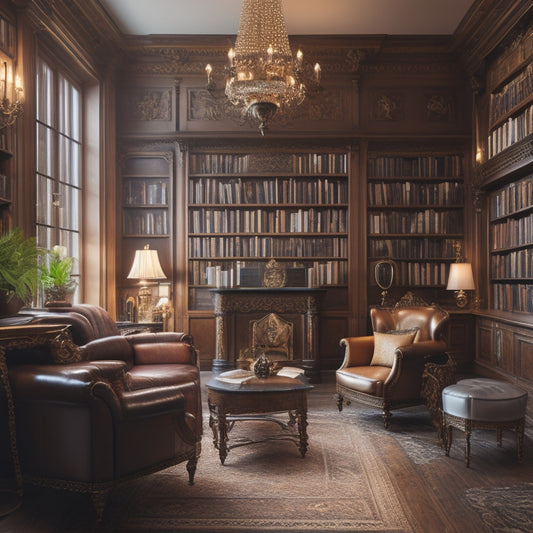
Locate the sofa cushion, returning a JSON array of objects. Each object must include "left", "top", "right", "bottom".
[{"left": 370, "top": 330, "right": 417, "bottom": 367}]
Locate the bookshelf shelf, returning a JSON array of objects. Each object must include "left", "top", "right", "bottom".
[
  {"left": 187, "top": 149, "right": 350, "bottom": 309},
  {"left": 367, "top": 152, "right": 465, "bottom": 302},
  {"left": 118, "top": 151, "right": 173, "bottom": 321}
]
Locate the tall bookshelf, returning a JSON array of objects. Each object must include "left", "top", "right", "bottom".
[
  {"left": 187, "top": 149, "right": 349, "bottom": 311},
  {"left": 367, "top": 151, "right": 465, "bottom": 305},
  {"left": 488, "top": 174, "right": 532, "bottom": 313},
  {"left": 118, "top": 151, "right": 173, "bottom": 321},
  {"left": 479, "top": 25, "right": 533, "bottom": 315}
]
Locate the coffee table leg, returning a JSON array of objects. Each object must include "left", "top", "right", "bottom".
[
  {"left": 218, "top": 412, "right": 229, "bottom": 465},
  {"left": 297, "top": 408, "right": 308, "bottom": 458}
]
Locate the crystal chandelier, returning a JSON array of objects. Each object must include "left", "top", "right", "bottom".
[
  {"left": 0, "top": 61, "right": 23, "bottom": 130},
  {"left": 206, "top": 0, "right": 320, "bottom": 135}
]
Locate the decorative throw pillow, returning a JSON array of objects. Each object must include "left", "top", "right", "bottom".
[
  {"left": 370, "top": 329, "right": 418, "bottom": 367},
  {"left": 386, "top": 326, "right": 420, "bottom": 342}
]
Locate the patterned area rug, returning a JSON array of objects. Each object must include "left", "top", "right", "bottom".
[
  {"left": 464, "top": 484, "right": 533, "bottom": 532},
  {"left": 105, "top": 404, "right": 414, "bottom": 532}
]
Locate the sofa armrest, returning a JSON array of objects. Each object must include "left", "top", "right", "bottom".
[
  {"left": 80, "top": 336, "right": 134, "bottom": 365},
  {"left": 9, "top": 363, "right": 103, "bottom": 404},
  {"left": 338, "top": 336, "right": 374, "bottom": 369}
]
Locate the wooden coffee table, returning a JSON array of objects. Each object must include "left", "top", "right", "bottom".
[{"left": 207, "top": 374, "right": 313, "bottom": 464}]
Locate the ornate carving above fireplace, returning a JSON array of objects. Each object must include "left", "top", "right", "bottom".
[{"left": 210, "top": 288, "right": 325, "bottom": 382}]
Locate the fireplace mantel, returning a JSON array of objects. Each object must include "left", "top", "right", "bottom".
[{"left": 209, "top": 288, "right": 325, "bottom": 382}]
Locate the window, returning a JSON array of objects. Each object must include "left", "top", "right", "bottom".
[{"left": 36, "top": 55, "right": 82, "bottom": 301}]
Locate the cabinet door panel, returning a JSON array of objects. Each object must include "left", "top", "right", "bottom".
[
  {"left": 494, "top": 325, "right": 514, "bottom": 373},
  {"left": 477, "top": 320, "right": 493, "bottom": 364},
  {"left": 516, "top": 333, "right": 533, "bottom": 384}
]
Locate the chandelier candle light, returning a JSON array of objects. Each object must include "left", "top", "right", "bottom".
[{"left": 206, "top": 0, "right": 320, "bottom": 135}]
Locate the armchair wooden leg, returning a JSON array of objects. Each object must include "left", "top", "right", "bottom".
[
  {"left": 91, "top": 489, "right": 110, "bottom": 522},
  {"left": 382, "top": 409, "right": 392, "bottom": 429},
  {"left": 335, "top": 393, "right": 344, "bottom": 412}
]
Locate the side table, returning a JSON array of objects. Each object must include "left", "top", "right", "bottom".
[{"left": 0, "top": 323, "right": 74, "bottom": 517}]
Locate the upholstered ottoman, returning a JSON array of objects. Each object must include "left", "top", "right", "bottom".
[{"left": 442, "top": 378, "right": 528, "bottom": 467}]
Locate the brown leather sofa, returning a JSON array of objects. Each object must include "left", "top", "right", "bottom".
[
  {"left": 336, "top": 304, "right": 449, "bottom": 428},
  {"left": 7, "top": 304, "right": 202, "bottom": 519}
]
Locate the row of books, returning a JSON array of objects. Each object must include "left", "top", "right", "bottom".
[
  {"left": 123, "top": 180, "right": 168, "bottom": 206},
  {"left": 368, "top": 237, "right": 458, "bottom": 260},
  {"left": 490, "top": 62, "right": 533, "bottom": 125},
  {"left": 490, "top": 213, "right": 533, "bottom": 250},
  {"left": 0, "top": 174, "right": 9, "bottom": 200},
  {"left": 368, "top": 181, "right": 464, "bottom": 206},
  {"left": 381, "top": 262, "right": 449, "bottom": 286},
  {"left": 490, "top": 175, "right": 533, "bottom": 220},
  {"left": 0, "top": 16, "right": 14, "bottom": 56},
  {"left": 189, "top": 177, "right": 348, "bottom": 205},
  {"left": 188, "top": 207, "right": 347, "bottom": 234},
  {"left": 368, "top": 210, "right": 463, "bottom": 234},
  {"left": 367, "top": 155, "right": 463, "bottom": 178},
  {"left": 491, "top": 248, "right": 533, "bottom": 279},
  {"left": 123, "top": 211, "right": 168, "bottom": 236},
  {"left": 492, "top": 283, "right": 533, "bottom": 313},
  {"left": 188, "top": 260, "right": 348, "bottom": 287},
  {"left": 189, "top": 153, "right": 348, "bottom": 175},
  {"left": 487, "top": 104, "right": 533, "bottom": 159},
  {"left": 188, "top": 236, "right": 348, "bottom": 259}
]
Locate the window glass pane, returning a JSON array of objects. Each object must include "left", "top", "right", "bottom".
[
  {"left": 36, "top": 174, "right": 53, "bottom": 226},
  {"left": 58, "top": 182, "right": 80, "bottom": 232},
  {"left": 36, "top": 222, "right": 53, "bottom": 251},
  {"left": 71, "top": 86, "right": 81, "bottom": 142},
  {"left": 36, "top": 59, "right": 53, "bottom": 126},
  {"left": 36, "top": 123, "right": 54, "bottom": 176},
  {"left": 58, "top": 135, "right": 81, "bottom": 186}
]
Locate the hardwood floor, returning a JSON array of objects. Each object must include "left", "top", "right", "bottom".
[{"left": 1, "top": 371, "right": 531, "bottom": 532}]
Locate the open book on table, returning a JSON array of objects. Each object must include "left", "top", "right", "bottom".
[{"left": 216, "top": 366, "right": 305, "bottom": 385}]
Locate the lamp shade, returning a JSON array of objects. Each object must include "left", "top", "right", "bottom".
[
  {"left": 127, "top": 245, "right": 166, "bottom": 280},
  {"left": 446, "top": 263, "right": 475, "bottom": 290}
]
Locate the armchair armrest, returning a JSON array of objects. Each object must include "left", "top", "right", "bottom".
[
  {"left": 396, "top": 340, "right": 448, "bottom": 360},
  {"left": 127, "top": 333, "right": 198, "bottom": 366},
  {"left": 338, "top": 336, "right": 374, "bottom": 369}
]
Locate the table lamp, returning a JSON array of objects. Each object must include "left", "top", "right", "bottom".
[
  {"left": 447, "top": 262, "right": 475, "bottom": 308},
  {"left": 127, "top": 244, "right": 166, "bottom": 322}
]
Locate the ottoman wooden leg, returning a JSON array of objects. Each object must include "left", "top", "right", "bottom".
[
  {"left": 464, "top": 419, "right": 472, "bottom": 468},
  {"left": 517, "top": 419, "right": 525, "bottom": 463}
]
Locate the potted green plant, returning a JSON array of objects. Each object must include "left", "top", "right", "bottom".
[
  {"left": 0, "top": 228, "right": 39, "bottom": 316},
  {"left": 39, "top": 245, "right": 77, "bottom": 306}
]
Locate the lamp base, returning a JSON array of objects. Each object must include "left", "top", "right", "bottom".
[
  {"left": 454, "top": 289, "right": 468, "bottom": 308},
  {"left": 138, "top": 285, "right": 154, "bottom": 322}
]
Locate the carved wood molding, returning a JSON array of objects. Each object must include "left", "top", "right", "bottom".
[{"left": 453, "top": 0, "right": 533, "bottom": 76}]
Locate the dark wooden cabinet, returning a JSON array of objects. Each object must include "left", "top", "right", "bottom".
[
  {"left": 447, "top": 312, "right": 475, "bottom": 373},
  {"left": 475, "top": 314, "right": 533, "bottom": 395}
]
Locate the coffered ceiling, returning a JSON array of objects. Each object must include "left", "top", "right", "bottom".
[{"left": 98, "top": 0, "right": 475, "bottom": 36}]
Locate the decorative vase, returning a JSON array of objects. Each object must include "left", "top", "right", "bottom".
[
  {"left": 253, "top": 350, "right": 272, "bottom": 379},
  {"left": 44, "top": 281, "right": 77, "bottom": 307}
]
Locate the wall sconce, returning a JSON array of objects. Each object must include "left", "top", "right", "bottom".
[
  {"left": 127, "top": 244, "right": 167, "bottom": 322},
  {"left": 447, "top": 262, "right": 476, "bottom": 308},
  {"left": 0, "top": 61, "right": 23, "bottom": 130}
]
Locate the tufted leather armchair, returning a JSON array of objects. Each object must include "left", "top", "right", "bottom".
[
  {"left": 336, "top": 305, "right": 449, "bottom": 428},
  {"left": 7, "top": 304, "right": 202, "bottom": 519}
]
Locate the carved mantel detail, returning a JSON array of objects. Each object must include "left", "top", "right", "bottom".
[{"left": 210, "top": 289, "right": 324, "bottom": 382}]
